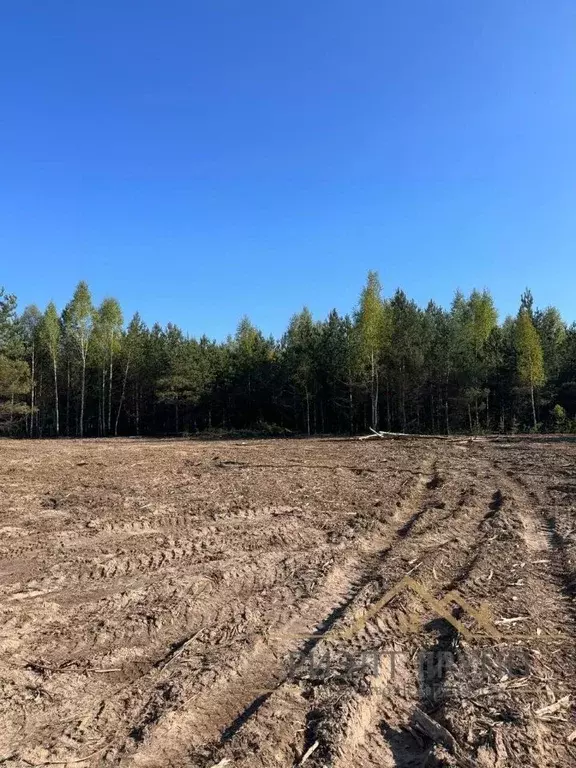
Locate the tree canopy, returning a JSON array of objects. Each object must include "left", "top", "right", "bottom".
[{"left": 0, "top": 276, "right": 574, "bottom": 437}]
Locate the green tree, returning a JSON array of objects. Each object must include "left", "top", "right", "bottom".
[
  {"left": 156, "top": 325, "right": 209, "bottom": 433},
  {"left": 389, "top": 290, "right": 424, "bottom": 432},
  {"left": 317, "top": 310, "right": 356, "bottom": 433},
  {"left": 283, "top": 307, "right": 319, "bottom": 435},
  {"left": 515, "top": 308, "right": 545, "bottom": 429},
  {"left": 468, "top": 290, "right": 498, "bottom": 357},
  {"left": 534, "top": 306, "right": 566, "bottom": 380},
  {"left": 231, "top": 317, "right": 274, "bottom": 428},
  {"left": 423, "top": 301, "right": 456, "bottom": 434},
  {"left": 0, "top": 356, "right": 30, "bottom": 431},
  {"left": 63, "top": 281, "right": 94, "bottom": 437},
  {"left": 19, "top": 305, "right": 42, "bottom": 436},
  {"left": 552, "top": 404, "right": 567, "bottom": 432},
  {"left": 0, "top": 287, "right": 19, "bottom": 352},
  {"left": 115, "top": 313, "right": 146, "bottom": 435},
  {"left": 40, "top": 302, "right": 62, "bottom": 436},
  {"left": 0, "top": 288, "right": 30, "bottom": 432},
  {"left": 466, "top": 290, "right": 498, "bottom": 430},
  {"left": 354, "top": 271, "right": 388, "bottom": 429},
  {"left": 520, "top": 288, "right": 534, "bottom": 318},
  {"left": 0, "top": 275, "right": 574, "bottom": 438},
  {"left": 93, "top": 298, "right": 123, "bottom": 434}
]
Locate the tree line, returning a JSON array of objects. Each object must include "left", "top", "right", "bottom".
[{"left": 0, "top": 273, "right": 575, "bottom": 438}]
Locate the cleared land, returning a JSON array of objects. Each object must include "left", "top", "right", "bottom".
[{"left": 1, "top": 436, "right": 575, "bottom": 767}]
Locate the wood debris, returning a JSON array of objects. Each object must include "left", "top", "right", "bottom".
[
  {"left": 298, "top": 741, "right": 319, "bottom": 765},
  {"left": 535, "top": 695, "right": 571, "bottom": 718}
]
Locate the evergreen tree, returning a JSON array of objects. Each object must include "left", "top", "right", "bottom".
[
  {"left": 317, "top": 310, "right": 355, "bottom": 433},
  {"left": 0, "top": 288, "right": 30, "bottom": 432},
  {"left": 19, "top": 305, "right": 42, "bottom": 436},
  {"left": 0, "top": 356, "right": 30, "bottom": 431},
  {"left": 0, "top": 276, "right": 573, "bottom": 438},
  {"left": 283, "top": 308, "right": 319, "bottom": 435},
  {"left": 232, "top": 317, "right": 274, "bottom": 428},
  {"left": 389, "top": 290, "right": 424, "bottom": 431},
  {"left": 423, "top": 301, "right": 454, "bottom": 434}
]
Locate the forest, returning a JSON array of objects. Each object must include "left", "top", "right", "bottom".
[{"left": 0, "top": 272, "right": 575, "bottom": 438}]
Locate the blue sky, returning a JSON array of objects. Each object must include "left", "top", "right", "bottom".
[{"left": 1, "top": 0, "right": 575, "bottom": 339}]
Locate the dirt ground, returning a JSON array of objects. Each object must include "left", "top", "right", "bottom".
[{"left": 1, "top": 435, "right": 575, "bottom": 767}]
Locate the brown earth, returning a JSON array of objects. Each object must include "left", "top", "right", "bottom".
[{"left": 0, "top": 435, "right": 575, "bottom": 767}]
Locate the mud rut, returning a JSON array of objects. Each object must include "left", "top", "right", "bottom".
[{"left": 0, "top": 437, "right": 575, "bottom": 767}]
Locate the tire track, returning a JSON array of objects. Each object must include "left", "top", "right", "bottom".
[
  {"left": 5, "top": 437, "right": 576, "bottom": 768},
  {"left": 11, "top": 453, "right": 435, "bottom": 767},
  {"left": 427, "top": 452, "right": 576, "bottom": 768},
  {"left": 197, "top": 455, "right": 498, "bottom": 768},
  {"left": 107, "top": 458, "right": 438, "bottom": 767},
  {"left": 206, "top": 447, "right": 576, "bottom": 768}
]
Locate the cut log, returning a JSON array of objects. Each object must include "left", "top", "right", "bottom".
[{"left": 412, "top": 707, "right": 457, "bottom": 752}]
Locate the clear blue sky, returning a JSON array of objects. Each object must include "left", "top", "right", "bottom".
[{"left": 1, "top": 1, "right": 575, "bottom": 339}]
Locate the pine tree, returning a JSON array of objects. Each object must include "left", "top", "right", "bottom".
[
  {"left": 284, "top": 308, "right": 319, "bottom": 435},
  {"left": 317, "top": 310, "right": 354, "bottom": 433},
  {"left": 389, "top": 290, "right": 424, "bottom": 432},
  {"left": 0, "top": 288, "right": 30, "bottom": 432},
  {"left": 19, "top": 305, "right": 42, "bottom": 436},
  {"left": 0, "top": 356, "right": 30, "bottom": 431},
  {"left": 0, "top": 287, "right": 18, "bottom": 350},
  {"left": 423, "top": 301, "right": 455, "bottom": 434},
  {"left": 0, "top": 275, "right": 574, "bottom": 438},
  {"left": 232, "top": 317, "right": 273, "bottom": 428}
]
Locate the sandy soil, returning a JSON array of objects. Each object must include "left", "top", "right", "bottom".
[{"left": 0, "top": 435, "right": 575, "bottom": 767}]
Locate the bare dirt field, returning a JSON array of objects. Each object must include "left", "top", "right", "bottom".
[{"left": 1, "top": 436, "right": 575, "bottom": 767}]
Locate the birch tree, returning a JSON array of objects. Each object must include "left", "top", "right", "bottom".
[
  {"left": 63, "top": 281, "right": 94, "bottom": 437},
  {"left": 115, "top": 313, "right": 146, "bottom": 436},
  {"left": 354, "top": 271, "right": 388, "bottom": 429},
  {"left": 40, "top": 302, "right": 61, "bottom": 435},
  {"left": 515, "top": 308, "right": 545, "bottom": 429},
  {"left": 93, "top": 298, "right": 123, "bottom": 434}
]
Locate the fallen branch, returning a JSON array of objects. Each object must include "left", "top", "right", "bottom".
[
  {"left": 298, "top": 741, "right": 319, "bottom": 765},
  {"left": 357, "top": 428, "right": 454, "bottom": 440},
  {"left": 87, "top": 667, "right": 122, "bottom": 673},
  {"left": 31, "top": 743, "right": 109, "bottom": 765},
  {"left": 160, "top": 627, "right": 204, "bottom": 669},
  {"left": 535, "top": 695, "right": 570, "bottom": 718},
  {"left": 494, "top": 616, "right": 531, "bottom": 626},
  {"left": 358, "top": 428, "right": 411, "bottom": 440}
]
